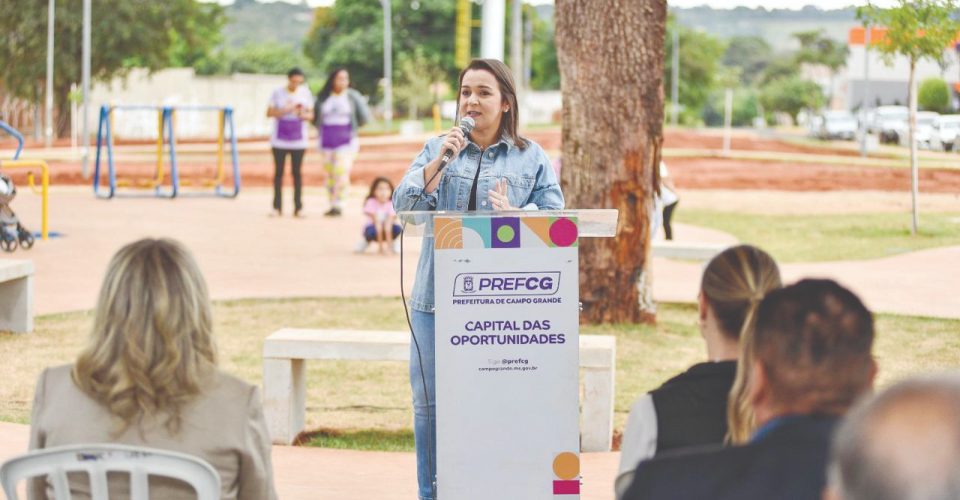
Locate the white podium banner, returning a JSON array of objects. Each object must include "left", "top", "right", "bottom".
[{"left": 434, "top": 214, "right": 581, "bottom": 499}]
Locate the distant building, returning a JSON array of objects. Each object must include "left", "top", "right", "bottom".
[{"left": 844, "top": 26, "right": 960, "bottom": 111}]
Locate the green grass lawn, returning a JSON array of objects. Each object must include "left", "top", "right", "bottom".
[
  {"left": 2, "top": 297, "right": 958, "bottom": 451},
  {"left": 676, "top": 209, "right": 960, "bottom": 262}
]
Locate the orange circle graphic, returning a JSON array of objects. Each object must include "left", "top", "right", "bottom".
[{"left": 553, "top": 452, "right": 580, "bottom": 480}]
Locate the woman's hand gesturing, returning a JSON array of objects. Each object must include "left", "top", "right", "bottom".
[{"left": 488, "top": 179, "right": 514, "bottom": 211}]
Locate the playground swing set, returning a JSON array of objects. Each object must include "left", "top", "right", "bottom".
[{"left": 93, "top": 104, "right": 241, "bottom": 199}]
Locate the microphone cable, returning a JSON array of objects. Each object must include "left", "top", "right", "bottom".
[
  {"left": 399, "top": 162, "right": 448, "bottom": 500},
  {"left": 398, "top": 117, "right": 473, "bottom": 500}
]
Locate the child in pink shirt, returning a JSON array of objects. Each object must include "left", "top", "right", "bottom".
[{"left": 359, "top": 177, "right": 401, "bottom": 255}]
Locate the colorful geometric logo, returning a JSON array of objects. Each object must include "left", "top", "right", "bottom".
[
  {"left": 434, "top": 217, "right": 464, "bottom": 250},
  {"left": 552, "top": 451, "right": 580, "bottom": 496},
  {"left": 492, "top": 217, "right": 521, "bottom": 248},
  {"left": 434, "top": 215, "right": 579, "bottom": 250}
]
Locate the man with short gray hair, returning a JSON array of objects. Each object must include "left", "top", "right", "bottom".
[{"left": 826, "top": 374, "right": 960, "bottom": 500}]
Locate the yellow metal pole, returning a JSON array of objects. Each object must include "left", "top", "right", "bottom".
[
  {"left": 2, "top": 160, "right": 50, "bottom": 240},
  {"left": 41, "top": 164, "right": 48, "bottom": 239},
  {"left": 155, "top": 109, "right": 163, "bottom": 186},
  {"left": 456, "top": 0, "right": 472, "bottom": 68}
]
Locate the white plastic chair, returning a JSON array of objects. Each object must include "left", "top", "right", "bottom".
[{"left": 0, "top": 444, "right": 221, "bottom": 500}]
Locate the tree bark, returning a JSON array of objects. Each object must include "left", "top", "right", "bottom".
[{"left": 555, "top": 0, "right": 666, "bottom": 324}]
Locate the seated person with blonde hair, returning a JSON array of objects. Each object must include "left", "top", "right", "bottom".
[
  {"left": 616, "top": 245, "right": 781, "bottom": 498},
  {"left": 28, "top": 238, "right": 277, "bottom": 500}
]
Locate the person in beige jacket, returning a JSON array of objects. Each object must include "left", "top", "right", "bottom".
[{"left": 28, "top": 238, "right": 277, "bottom": 500}]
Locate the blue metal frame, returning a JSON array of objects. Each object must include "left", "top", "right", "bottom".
[
  {"left": 93, "top": 104, "right": 241, "bottom": 199},
  {"left": 0, "top": 121, "right": 25, "bottom": 160},
  {"left": 221, "top": 107, "right": 241, "bottom": 198}
]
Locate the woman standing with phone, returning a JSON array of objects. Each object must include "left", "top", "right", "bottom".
[{"left": 267, "top": 67, "right": 313, "bottom": 217}]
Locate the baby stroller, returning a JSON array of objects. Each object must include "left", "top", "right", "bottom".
[
  {"left": 0, "top": 121, "right": 35, "bottom": 252},
  {"left": 0, "top": 174, "right": 34, "bottom": 252}
]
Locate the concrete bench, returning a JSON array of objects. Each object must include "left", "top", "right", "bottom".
[
  {"left": 0, "top": 259, "right": 33, "bottom": 333},
  {"left": 651, "top": 240, "right": 728, "bottom": 261},
  {"left": 263, "top": 329, "right": 616, "bottom": 452}
]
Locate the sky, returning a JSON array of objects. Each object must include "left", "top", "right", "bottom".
[{"left": 217, "top": 0, "right": 898, "bottom": 10}]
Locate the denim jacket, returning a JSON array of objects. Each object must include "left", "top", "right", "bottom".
[{"left": 393, "top": 134, "right": 565, "bottom": 312}]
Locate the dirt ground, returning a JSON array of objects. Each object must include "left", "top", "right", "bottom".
[
  {"left": 6, "top": 128, "right": 960, "bottom": 194},
  {"left": 665, "top": 157, "right": 960, "bottom": 193}
]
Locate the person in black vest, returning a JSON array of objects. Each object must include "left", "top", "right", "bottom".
[
  {"left": 622, "top": 278, "right": 877, "bottom": 500},
  {"left": 615, "top": 245, "right": 781, "bottom": 499}
]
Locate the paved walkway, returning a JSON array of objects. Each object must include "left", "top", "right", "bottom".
[{"left": 654, "top": 225, "right": 960, "bottom": 319}]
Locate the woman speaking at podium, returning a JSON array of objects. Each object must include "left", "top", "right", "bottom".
[{"left": 393, "top": 58, "right": 564, "bottom": 499}]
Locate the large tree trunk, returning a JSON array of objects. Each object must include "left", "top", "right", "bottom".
[{"left": 555, "top": 0, "right": 666, "bottom": 324}]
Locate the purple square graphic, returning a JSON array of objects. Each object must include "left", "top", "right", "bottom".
[{"left": 491, "top": 217, "right": 521, "bottom": 248}]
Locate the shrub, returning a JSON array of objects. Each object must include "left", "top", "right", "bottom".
[{"left": 918, "top": 77, "right": 951, "bottom": 113}]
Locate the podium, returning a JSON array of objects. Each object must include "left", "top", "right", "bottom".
[{"left": 400, "top": 209, "right": 618, "bottom": 499}]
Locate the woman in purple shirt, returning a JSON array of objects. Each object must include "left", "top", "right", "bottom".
[{"left": 313, "top": 68, "right": 370, "bottom": 216}]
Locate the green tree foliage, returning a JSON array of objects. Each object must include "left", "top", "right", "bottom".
[
  {"left": 394, "top": 47, "right": 447, "bottom": 119},
  {"left": 757, "top": 56, "right": 801, "bottom": 86},
  {"left": 195, "top": 43, "right": 311, "bottom": 77},
  {"left": 918, "top": 77, "right": 951, "bottom": 113},
  {"left": 792, "top": 29, "right": 848, "bottom": 100},
  {"left": 858, "top": 1, "right": 960, "bottom": 70},
  {"left": 702, "top": 88, "right": 761, "bottom": 127},
  {"left": 530, "top": 9, "right": 560, "bottom": 90},
  {"left": 303, "top": 0, "right": 456, "bottom": 101},
  {"left": 664, "top": 19, "right": 726, "bottom": 124},
  {"left": 793, "top": 29, "right": 849, "bottom": 73},
  {"left": 722, "top": 36, "right": 774, "bottom": 85},
  {"left": 759, "top": 76, "right": 823, "bottom": 120},
  {"left": 0, "top": 0, "right": 223, "bottom": 136}
]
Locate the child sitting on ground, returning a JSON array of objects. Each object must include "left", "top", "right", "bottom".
[{"left": 356, "top": 176, "right": 401, "bottom": 255}]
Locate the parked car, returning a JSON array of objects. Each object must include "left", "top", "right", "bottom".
[
  {"left": 931, "top": 115, "right": 960, "bottom": 151},
  {"left": 870, "top": 105, "right": 909, "bottom": 143},
  {"left": 896, "top": 111, "right": 940, "bottom": 149},
  {"left": 814, "top": 110, "right": 858, "bottom": 140}
]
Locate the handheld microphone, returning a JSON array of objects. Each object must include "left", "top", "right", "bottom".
[{"left": 438, "top": 116, "right": 476, "bottom": 171}]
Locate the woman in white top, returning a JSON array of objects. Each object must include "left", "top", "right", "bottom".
[{"left": 266, "top": 67, "right": 314, "bottom": 217}]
